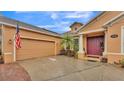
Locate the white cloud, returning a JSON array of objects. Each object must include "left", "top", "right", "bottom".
[
  {"left": 60, "top": 21, "right": 70, "bottom": 25},
  {"left": 39, "top": 25, "right": 57, "bottom": 28},
  {"left": 51, "top": 12, "right": 58, "bottom": 20},
  {"left": 64, "top": 11, "right": 93, "bottom": 18},
  {"left": 45, "top": 12, "right": 59, "bottom": 20},
  {"left": 15, "top": 11, "right": 35, "bottom": 13},
  {"left": 61, "top": 27, "right": 70, "bottom": 32},
  {"left": 38, "top": 21, "right": 71, "bottom": 33},
  {"left": 39, "top": 21, "right": 70, "bottom": 28},
  {"left": 46, "top": 11, "right": 94, "bottom": 20},
  {"left": 14, "top": 11, "right": 95, "bottom": 33}
]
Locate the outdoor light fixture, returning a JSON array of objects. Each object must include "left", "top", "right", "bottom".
[{"left": 8, "top": 39, "right": 12, "bottom": 44}]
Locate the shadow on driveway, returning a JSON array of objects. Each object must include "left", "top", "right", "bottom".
[{"left": 0, "top": 63, "right": 31, "bottom": 81}]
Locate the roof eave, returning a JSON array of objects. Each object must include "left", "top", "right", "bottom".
[
  {"left": 103, "top": 12, "right": 124, "bottom": 28},
  {"left": 0, "top": 22, "right": 62, "bottom": 38},
  {"left": 77, "top": 11, "right": 106, "bottom": 32},
  {"left": 0, "top": 16, "right": 61, "bottom": 37}
]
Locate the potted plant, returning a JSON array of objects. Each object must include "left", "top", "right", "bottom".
[
  {"left": 74, "top": 52, "right": 78, "bottom": 59},
  {"left": 60, "top": 49, "right": 66, "bottom": 55},
  {"left": 68, "top": 50, "right": 75, "bottom": 57},
  {"left": 100, "top": 56, "right": 107, "bottom": 63},
  {"left": 120, "top": 59, "right": 124, "bottom": 68}
]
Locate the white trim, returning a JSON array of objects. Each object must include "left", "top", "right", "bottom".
[
  {"left": 4, "top": 52, "right": 12, "bottom": 55},
  {"left": 78, "top": 28, "right": 105, "bottom": 35},
  {"left": 0, "top": 22, "right": 60, "bottom": 38},
  {"left": 107, "top": 52, "right": 124, "bottom": 55},
  {"left": 54, "top": 41, "right": 57, "bottom": 56},
  {"left": 103, "top": 30, "right": 108, "bottom": 55},
  {"left": 103, "top": 12, "right": 124, "bottom": 26},
  {"left": 21, "top": 36, "right": 55, "bottom": 42},
  {"left": 78, "top": 34, "right": 84, "bottom": 53},
  {"left": 13, "top": 36, "right": 57, "bottom": 61},
  {"left": 121, "top": 26, "right": 124, "bottom": 53}
]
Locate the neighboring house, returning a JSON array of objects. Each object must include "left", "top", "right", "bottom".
[
  {"left": 77, "top": 11, "right": 124, "bottom": 64},
  {"left": 63, "top": 22, "right": 83, "bottom": 51},
  {"left": 0, "top": 16, "right": 61, "bottom": 63}
]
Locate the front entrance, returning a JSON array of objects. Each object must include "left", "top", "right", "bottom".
[{"left": 87, "top": 36, "right": 104, "bottom": 56}]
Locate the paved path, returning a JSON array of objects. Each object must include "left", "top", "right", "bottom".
[
  {"left": 0, "top": 63, "right": 31, "bottom": 81},
  {"left": 18, "top": 56, "right": 124, "bottom": 81}
]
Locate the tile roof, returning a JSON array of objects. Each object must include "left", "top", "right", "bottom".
[{"left": 0, "top": 16, "right": 61, "bottom": 37}]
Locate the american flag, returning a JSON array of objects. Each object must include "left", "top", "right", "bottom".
[{"left": 15, "top": 24, "right": 21, "bottom": 48}]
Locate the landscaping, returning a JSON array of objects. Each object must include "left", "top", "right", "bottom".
[{"left": 60, "top": 34, "right": 78, "bottom": 58}]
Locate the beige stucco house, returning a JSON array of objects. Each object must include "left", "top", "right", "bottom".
[
  {"left": 1, "top": 11, "right": 124, "bottom": 64},
  {"left": 78, "top": 11, "right": 124, "bottom": 64},
  {"left": 0, "top": 16, "right": 61, "bottom": 63}
]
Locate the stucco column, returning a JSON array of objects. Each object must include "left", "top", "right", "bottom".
[
  {"left": 103, "top": 30, "right": 107, "bottom": 55},
  {"left": 78, "top": 34, "right": 84, "bottom": 53},
  {"left": 121, "top": 27, "right": 124, "bottom": 54}
]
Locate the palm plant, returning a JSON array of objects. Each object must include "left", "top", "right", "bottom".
[
  {"left": 61, "top": 34, "right": 75, "bottom": 56},
  {"left": 61, "top": 34, "right": 74, "bottom": 50}
]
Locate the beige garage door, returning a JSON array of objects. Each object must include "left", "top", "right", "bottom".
[{"left": 16, "top": 38, "right": 55, "bottom": 61}]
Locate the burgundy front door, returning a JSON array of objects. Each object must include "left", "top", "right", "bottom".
[{"left": 87, "top": 36, "right": 104, "bottom": 56}]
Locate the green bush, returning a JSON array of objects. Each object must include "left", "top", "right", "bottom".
[{"left": 120, "top": 59, "right": 124, "bottom": 67}]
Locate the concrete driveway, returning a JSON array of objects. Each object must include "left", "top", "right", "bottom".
[{"left": 17, "top": 56, "right": 124, "bottom": 81}]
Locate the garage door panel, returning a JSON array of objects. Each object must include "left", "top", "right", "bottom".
[{"left": 16, "top": 39, "right": 55, "bottom": 60}]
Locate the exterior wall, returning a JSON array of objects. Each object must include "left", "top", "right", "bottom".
[
  {"left": 2, "top": 25, "right": 14, "bottom": 63},
  {"left": 82, "top": 12, "right": 122, "bottom": 32},
  {"left": 107, "top": 20, "right": 123, "bottom": 53},
  {"left": 107, "top": 18, "right": 124, "bottom": 63},
  {"left": 107, "top": 54, "right": 124, "bottom": 64},
  {"left": 78, "top": 52, "right": 85, "bottom": 60},
  {"left": 2, "top": 25, "right": 61, "bottom": 63},
  {"left": 71, "top": 23, "right": 82, "bottom": 32}
]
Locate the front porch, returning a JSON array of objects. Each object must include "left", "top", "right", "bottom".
[{"left": 78, "top": 28, "right": 107, "bottom": 62}]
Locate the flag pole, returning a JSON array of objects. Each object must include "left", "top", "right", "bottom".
[
  {"left": 13, "top": 22, "right": 21, "bottom": 62},
  {"left": 13, "top": 34, "right": 16, "bottom": 62},
  {"left": 13, "top": 22, "right": 18, "bottom": 62}
]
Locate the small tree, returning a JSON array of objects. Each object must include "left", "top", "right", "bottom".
[{"left": 61, "top": 34, "right": 74, "bottom": 50}]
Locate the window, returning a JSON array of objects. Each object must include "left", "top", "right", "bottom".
[
  {"left": 75, "top": 27, "right": 77, "bottom": 31},
  {"left": 74, "top": 39, "right": 79, "bottom": 51}
]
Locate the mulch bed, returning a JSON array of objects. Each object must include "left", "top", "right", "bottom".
[{"left": 0, "top": 63, "right": 31, "bottom": 81}]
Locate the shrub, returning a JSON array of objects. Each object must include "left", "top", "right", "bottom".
[{"left": 120, "top": 59, "right": 124, "bottom": 67}]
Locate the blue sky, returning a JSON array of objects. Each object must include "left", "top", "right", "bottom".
[{"left": 2, "top": 11, "right": 101, "bottom": 34}]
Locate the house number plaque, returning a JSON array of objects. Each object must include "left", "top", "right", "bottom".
[{"left": 111, "top": 34, "right": 118, "bottom": 38}]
